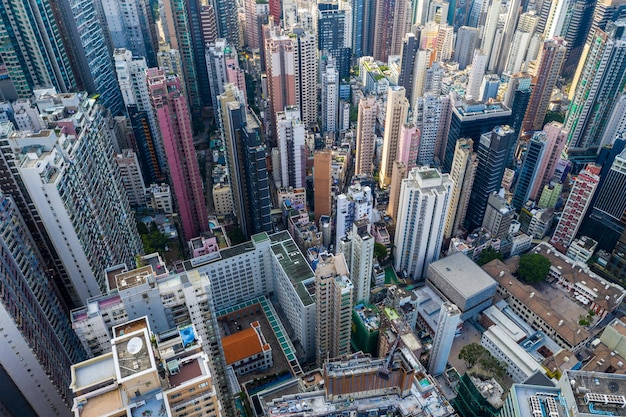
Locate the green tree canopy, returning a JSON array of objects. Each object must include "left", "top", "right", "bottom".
[
  {"left": 477, "top": 247, "right": 503, "bottom": 266},
  {"left": 518, "top": 253, "right": 551, "bottom": 283},
  {"left": 374, "top": 242, "right": 388, "bottom": 261},
  {"left": 459, "top": 343, "right": 488, "bottom": 368}
]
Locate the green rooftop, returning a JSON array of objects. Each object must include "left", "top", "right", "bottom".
[
  {"left": 270, "top": 233, "right": 315, "bottom": 306},
  {"left": 384, "top": 307, "right": 400, "bottom": 320}
]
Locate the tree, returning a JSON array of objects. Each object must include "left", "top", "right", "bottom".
[
  {"left": 374, "top": 242, "right": 388, "bottom": 262},
  {"left": 459, "top": 343, "right": 488, "bottom": 368},
  {"left": 477, "top": 247, "right": 503, "bottom": 266},
  {"left": 227, "top": 227, "right": 245, "bottom": 245},
  {"left": 518, "top": 253, "right": 551, "bottom": 283}
]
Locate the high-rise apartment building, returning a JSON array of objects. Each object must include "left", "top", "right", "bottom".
[
  {"left": 394, "top": 167, "right": 452, "bottom": 281},
  {"left": 206, "top": 39, "right": 247, "bottom": 126},
  {"left": 379, "top": 86, "right": 409, "bottom": 187},
  {"left": 465, "top": 126, "right": 517, "bottom": 232},
  {"left": 467, "top": 50, "right": 488, "bottom": 100},
  {"left": 398, "top": 33, "right": 419, "bottom": 103},
  {"left": 292, "top": 27, "right": 318, "bottom": 129},
  {"left": 482, "top": 192, "right": 516, "bottom": 239},
  {"left": 214, "top": 0, "right": 240, "bottom": 47},
  {"left": 445, "top": 138, "right": 478, "bottom": 238},
  {"left": 388, "top": 161, "right": 408, "bottom": 222},
  {"left": 565, "top": 20, "right": 626, "bottom": 151},
  {"left": 277, "top": 105, "right": 306, "bottom": 189},
  {"left": 528, "top": 122, "right": 568, "bottom": 201},
  {"left": 314, "top": 149, "right": 333, "bottom": 222},
  {"left": 504, "top": 73, "right": 533, "bottom": 140},
  {"left": 551, "top": 164, "right": 601, "bottom": 247},
  {"left": 321, "top": 57, "right": 339, "bottom": 134},
  {"left": 372, "top": 0, "right": 410, "bottom": 62},
  {"left": 0, "top": 191, "right": 87, "bottom": 416},
  {"left": 345, "top": 219, "right": 375, "bottom": 305},
  {"left": 398, "top": 123, "right": 419, "bottom": 170},
  {"left": 12, "top": 95, "right": 142, "bottom": 304},
  {"left": 335, "top": 184, "right": 373, "bottom": 248},
  {"left": 147, "top": 68, "right": 208, "bottom": 242},
  {"left": 428, "top": 302, "right": 461, "bottom": 376},
  {"left": 504, "top": 12, "right": 539, "bottom": 74},
  {"left": 115, "top": 149, "right": 148, "bottom": 207},
  {"left": 415, "top": 93, "right": 452, "bottom": 166},
  {"left": 265, "top": 32, "right": 296, "bottom": 138},
  {"left": 512, "top": 132, "right": 548, "bottom": 209},
  {"left": 522, "top": 38, "right": 567, "bottom": 134},
  {"left": 355, "top": 96, "right": 377, "bottom": 176},
  {"left": 455, "top": 26, "right": 480, "bottom": 70},
  {"left": 315, "top": 253, "right": 353, "bottom": 365}
]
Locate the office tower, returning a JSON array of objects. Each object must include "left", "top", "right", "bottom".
[
  {"left": 415, "top": 93, "right": 452, "bottom": 166},
  {"left": 600, "top": 94, "right": 626, "bottom": 146},
  {"left": 394, "top": 166, "right": 453, "bottom": 280},
  {"left": 492, "top": 0, "right": 524, "bottom": 73},
  {"left": 206, "top": 39, "right": 247, "bottom": 126},
  {"left": 99, "top": 0, "right": 158, "bottom": 66},
  {"left": 558, "top": 0, "right": 595, "bottom": 77},
  {"left": 504, "top": 12, "right": 539, "bottom": 74},
  {"left": 399, "top": 33, "right": 419, "bottom": 103},
  {"left": 0, "top": 0, "right": 77, "bottom": 98},
  {"left": 504, "top": 73, "right": 533, "bottom": 140},
  {"left": 114, "top": 50, "right": 167, "bottom": 182},
  {"left": 0, "top": 191, "right": 87, "bottom": 416},
  {"left": 565, "top": 20, "right": 626, "bottom": 151},
  {"left": 521, "top": 38, "right": 566, "bottom": 134},
  {"left": 512, "top": 132, "right": 548, "bottom": 209},
  {"left": 55, "top": 0, "right": 124, "bottom": 115},
  {"left": 372, "top": 0, "right": 410, "bottom": 62},
  {"left": 465, "top": 126, "right": 516, "bottom": 232},
  {"left": 355, "top": 96, "right": 377, "bottom": 176},
  {"left": 551, "top": 164, "right": 601, "bottom": 247},
  {"left": 467, "top": 50, "right": 488, "bottom": 100},
  {"left": 318, "top": 3, "right": 352, "bottom": 78},
  {"left": 528, "top": 122, "right": 568, "bottom": 201},
  {"left": 482, "top": 192, "right": 515, "bottom": 239},
  {"left": 12, "top": 97, "right": 142, "bottom": 304},
  {"left": 578, "top": 149, "right": 626, "bottom": 250},
  {"left": 160, "top": 0, "right": 202, "bottom": 110},
  {"left": 454, "top": 26, "right": 480, "bottom": 69},
  {"left": 348, "top": 220, "right": 375, "bottom": 304},
  {"left": 147, "top": 68, "right": 208, "bottom": 242},
  {"left": 388, "top": 161, "right": 408, "bottom": 222},
  {"left": 443, "top": 101, "right": 512, "bottom": 173},
  {"left": 314, "top": 149, "right": 333, "bottom": 222},
  {"left": 398, "top": 123, "right": 419, "bottom": 170},
  {"left": 277, "top": 106, "right": 306, "bottom": 189},
  {"left": 115, "top": 150, "right": 147, "bottom": 207},
  {"left": 219, "top": 84, "right": 272, "bottom": 237},
  {"left": 428, "top": 302, "right": 461, "bottom": 375},
  {"left": 214, "top": 0, "right": 240, "bottom": 46},
  {"left": 315, "top": 253, "right": 353, "bottom": 365},
  {"left": 445, "top": 139, "right": 478, "bottom": 238},
  {"left": 321, "top": 57, "right": 339, "bottom": 134},
  {"left": 335, "top": 184, "right": 373, "bottom": 248},
  {"left": 379, "top": 86, "right": 409, "bottom": 187}
]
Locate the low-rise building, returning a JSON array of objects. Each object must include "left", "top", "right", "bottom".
[
  {"left": 146, "top": 183, "right": 173, "bottom": 213},
  {"left": 566, "top": 236, "right": 598, "bottom": 264},
  {"left": 221, "top": 321, "right": 272, "bottom": 376}
]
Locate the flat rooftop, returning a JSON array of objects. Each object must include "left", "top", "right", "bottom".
[
  {"left": 77, "top": 388, "right": 123, "bottom": 417},
  {"left": 508, "top": 385, "right": 563, "bottom": 417},
  {"left": 563, "top": 370, "right": 626, "bottom": 415},
  {"left": 71, "top": 353, "right": 116, "bottom": 393},
  {"left": 114, "top": 265, "right": 153, "bottom": 291},
  {"left": 428, "top": 252, "right": 497, "bottom": 297},
  {"left": 112, "top": 329, "right": 155, "bottom": 380},
  {"left": 270, "top": 232, "right": 315, "bottom": 306},
  {"left": 168, "top": 356, "right": 208, "bottom": 388}
]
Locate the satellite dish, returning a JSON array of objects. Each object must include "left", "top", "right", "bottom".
[{"left": 127, "top": 337, "right": 143, "bottom": 355}]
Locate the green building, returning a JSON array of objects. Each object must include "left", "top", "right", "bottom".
[
  {"left": 351, "top": 304, "right": 379, "bottom": 355},
  {"left": 452, "top": 373, "right": 504, "bottom": 417}
]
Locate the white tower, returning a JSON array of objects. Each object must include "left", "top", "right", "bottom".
[{"left": 428, "top": 302, "right": 461, "bottom": 375}]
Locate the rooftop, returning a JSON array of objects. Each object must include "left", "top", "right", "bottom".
[
  {"left": 270, "top": 232, "right": 315, "bottom": 306},
  {"left": 112, "top": 329, "right": 155, "bottom": 380},
  {"left": 75, "top": 388, "right": 123, "bottom": 417},
  {"left": 562, "top": 370, "right": 626, "bottom": 415},
  {"left": 222, "top": 326, "right": 265, "bottom": 365},
  {"left": 70, "top": 353, "right": 116, "bottom": 394},
  {"left": 428, "top": 252, "right": 497, "bottom": 298}
]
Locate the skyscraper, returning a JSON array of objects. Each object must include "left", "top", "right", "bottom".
[
  {"left": 454, "top": 26, "right": 480, "bottom": 70},
  {"left": 445, "top": 138, "right": 478, "bottom": 238},
  {"left": 428, "top": 302, "right": 461, "bottom": 376},
  {"left": 467, "top": 50, "right": 488, "bottom": 100},
  {"left": 277, "top": 106, "right": 306, "bottom": 189},
  {"left": 372, "top": 0, "right": 410, "bottom": 62},
  {"left": 315, "top": 253, "right": 353, "bottom": 365},
  {"left": 214, "top": 0, "right": 241, "bottom": 47},
  {"left": 314, "top": 149, "right": 333, "bottom": 222},
  {"left": 265, "top": 31, "right": 296, "bottom": 137},
  {"left": 318, "top": 2, "right": 352, "bottom": 78},
  {"left": 565, "top": 20, "right": 626, "bottom": 151},
  {"left": 512, "top": 132, "right": 548, "bottom": 209},
  {"left": 206, "top": 39, "right": 247, "bottom": 126},
  {"left": 321, "top": 57, "right": 339, "bottom": 134},
  {"left": 388, "top": 161, "right": 408, "bottom": 222},
  {"left": 335, "top": 184, "right": 373, "bottom": 248},
  {"left": 292, "top": 27, "right": 318, "bottom": 129},
  {"left": 349, "top": 220, "right": 375, "bottom": 305},
  {"left": 355, "top": 96, "right": 377, "bottom": 176},
  {"left": 528, "top": 122, "right": 568, "bottom": 201},
  {"left": 398, "top": 123, "right": 419, "bottom": 170},
  {"left": 147, "top": 68, "right": 208, "bottom": 242},
  {"left": 521, "top": 38, "right": 566, "bottom": 134},
  {"left": 398, "top": 33, "right": 419, "bottom": 103},
  {"left": 465, "top": 126, "right": 517, "bottom": 231},
  {"left": 550, "top": 163, "right": 601, "bottom": 247},
  {"left": 0, "top": 190, "right": 87, "bottom": 416},
  {"left": 415, "top": 93, "right": 452, "bottom": 166},
  {"left": 482, "top": 192, "right": 516, "bottom": 239},
  {"left": 394, "top": 167, "right": 453, "bottom": 281},
  {"left": 379, "top": 86, "right": 409, "bottom": 187}
]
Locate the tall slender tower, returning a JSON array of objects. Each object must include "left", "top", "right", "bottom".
[
  {"left": 318, "top": 3, "right": 352, "bottom": 78},
  {"left": 315, "top": 253, "right": 353, "bottom": 365},
  {"left": 379, "top": 86, "right": 409, "bottom": 187},
  {"left": 0, "top": 191, "right": 87, "bottom": 416},
  {"left": 428, "top": 302, "right": 461, "bottom": 376},
  {"left": 335, "top": 184, "right": 373, "bottom": 248},
  {"left": 551, "top": 164, "right": 601, "bottom": 247},
  {"left": 565, "top": 20, "right": 626, "bottom": 151},
  {"left": 512, "top": 132, "right": 548, "bottom": 209},
  {"left": 528, "top": 122, "right": 568, "bottom": 201},
  {"left": 147, "top": 68, "right": 208, "bottom": 242},
  {"left": 321, "top": 57, "right": 339, "bottom": 134},
  {"left": 355, "top": 96, "right": 377, "bottom": 176},
  {"left": 399, "top": 33, "right": 419, "bottom": 103},
  {"left": 292, "top": 27, "right": 318, "bottom": 129},
  {"left": 455, "top": 26, "right": 480, "bottom": 69},
  {"left": 372, "top": 0, "right": 410, "bottom": 62},
  {"left": 265, "top": 32, "right": 296, "bottom": 138},
  {"left": 445, "top": 139, "right": 478, "bottom": 238},
  {"left": 314, "top": 149, "right": 333, "bottom": 222},
  {"left": 349, "top": 219, "right": 375, "bottom": 304},
  {"left": 522, "top": 37, "right": 566, "bottom": 134},
  {"left": 394, "top": 167, "right": 453, "bottom": 281},
  {"left": 277, "top": 106, "right": 306, "bottom": 189}
]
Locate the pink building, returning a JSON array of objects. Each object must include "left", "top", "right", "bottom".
[
  {"left": 529, "top": 122, "right": 568, "bottom": 201},
  {"left": 265, "top": 33, "right": 296, "bottom": 136},
  {"left": 147, "top": 68, "right": 208, "bottom": 241},
  {"left": 551, "top": 164, "right": 601, "bottom": 248},
  {"left": 398, "top": 123, "right": 420, "bottom": 171}
]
